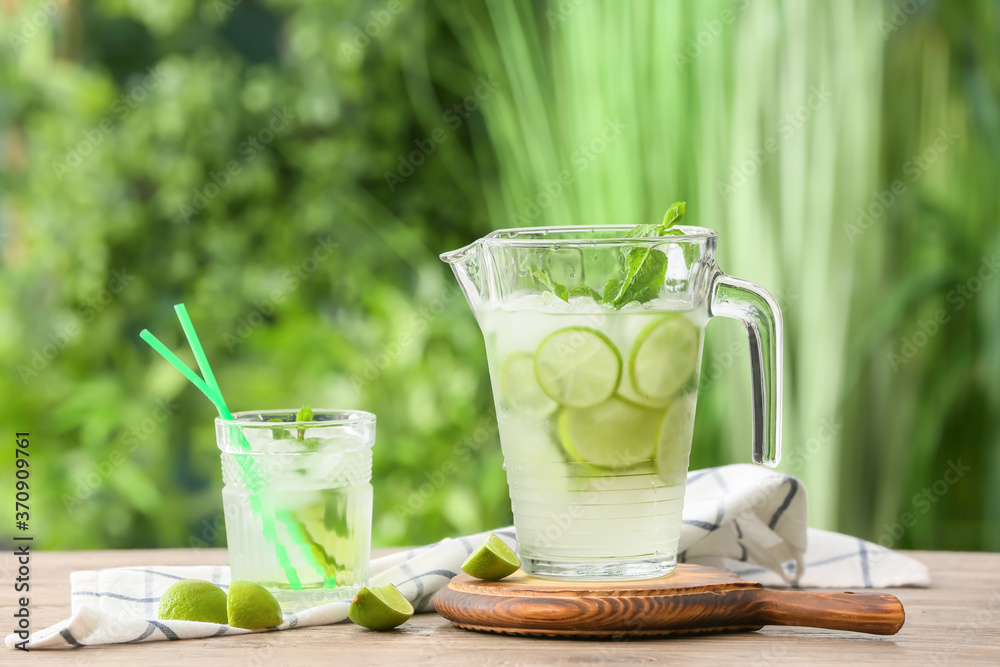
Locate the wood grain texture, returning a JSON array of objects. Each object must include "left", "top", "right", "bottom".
[
  {"left": 3, "top": 549, "right": 999, "bottom": 666},
  {"left": 750, "top": 589, "right": 904, "bottom": 635},
  {"left": 433, "top": 565, "right": 904, "bottom": 637}
]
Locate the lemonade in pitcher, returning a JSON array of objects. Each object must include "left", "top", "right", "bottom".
[
  {"left": 481, "top": 297, "right": 703, "bottom": 577},
  {"left": 442, "top": 202, "right": 782, "bottom": 580}
]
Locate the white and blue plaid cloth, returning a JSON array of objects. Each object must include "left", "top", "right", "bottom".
[{"left": 6, "top": 464, "right": 929, "bottom": 649}]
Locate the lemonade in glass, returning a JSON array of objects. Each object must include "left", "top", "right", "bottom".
[{"left": 216, "top": 409, "right": 374, "bottom": 610}]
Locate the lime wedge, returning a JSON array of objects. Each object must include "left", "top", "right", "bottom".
[
  {"left": 461, "top": 532, "right": 520, "bottom": 581},
  {"left": 499, "top": 352, "right": 558, "bottom": 416},
  {"left": 656, "top": 393, "right": 697, "bottom": 485},
  {"left": 349, "top": 584, "right": 414, "bottom": 630},
  {"left": 158, "top": 579, "right": 228, "bottom": 624},
  {"left": 226, "top": 580, "right": 283, "bottom": 629},
  {"left": 557, "top": 397, "right": 663, "bottom": 468},
  {"left": 628, "top": 315, "right": 699, "bottom": 403},
  {"left": 534, "top": 327, "right": 622, "bottom": 408}
]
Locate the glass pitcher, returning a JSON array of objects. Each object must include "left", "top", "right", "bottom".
[{"left": 441, "top": 225, "right": 781, "bottom": 580}]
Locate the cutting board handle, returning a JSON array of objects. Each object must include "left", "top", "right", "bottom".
[{"left": 747, "top": 589, "right": 905, "bottom": 635}]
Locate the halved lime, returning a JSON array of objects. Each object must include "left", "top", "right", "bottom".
[
  {"left": 158, "top": 579, "right": 228, "bottom": 624},
  {"left": 557, "top": 397, "right": 663, "bottom": 468},
  {"left": 656, "top": 393, "right": 697, "bottom": 485},
  {"left": 226, "top": 580, "right": 283, "bottom": 629},
  {"left": 499, "top": 353, "right": 558, "bottom": 416},
  {"left": 461, "top": 532, "right": 520, "bottom": 581},
  {"left": 534, "top": 327, "right": 622, "bottom": 408},
  {"left": 628, "top": 315, "right": 699, "bottom": 403},
  {"left": 349, "top": 584, "right": 414, "bottom": 631}
]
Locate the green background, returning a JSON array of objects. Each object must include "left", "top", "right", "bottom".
[{"left": 1, "top": 0, "right": 997, "bottom": 553}]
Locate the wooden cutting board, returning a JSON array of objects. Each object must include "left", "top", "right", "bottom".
[{"left": 434, "top": 564, "right": 905, "bottom": 638}]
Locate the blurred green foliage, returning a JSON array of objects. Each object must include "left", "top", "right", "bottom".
[
  {"left": 1, "top": 0, "right": 997, "bottom": 552},
  {"left": 1, "top": 0, "right": 508, "bottom": 549}
]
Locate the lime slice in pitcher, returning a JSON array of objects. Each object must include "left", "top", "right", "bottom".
[
  {"left": 618, "top": 379, "right": 672, "bottom": 409},
  {"left": 534, "top": 327, "right": 622, "bottom": 408},
  {"left": 656, "top": 393, "right": 697, "bottom": 485},
  {"left": 628, "top": 315, "right": 699, "bottom": 403},
  {"left": 557, "top": 397, "right": 662, "bottom": 468},
  {"left": 499, "top": 353, "right": 558, "bottom": 416}
]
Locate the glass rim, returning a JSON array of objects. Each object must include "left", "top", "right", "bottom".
[
  {"left": 215, "top": 409, "right": 376, "bottom": 428},
  {"left": 480, "top": 224, "right": 718, "bottom": 246}
]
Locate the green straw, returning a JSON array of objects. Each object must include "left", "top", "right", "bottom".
[
  {"left": 137, "top": 330, "right": 232, "bottom": 418},
  {"left": 173, "top": 304, "right": 225, "bottom": 409},
  {"left": 174, "top": 306, "right": 329, "bottom": 587},
  {"left": 139, "top": 305, "right": 321, "bottom": 590}
]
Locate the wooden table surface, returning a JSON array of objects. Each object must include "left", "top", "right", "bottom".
[{"left": 3, "top": 549, "right": 999, "bottom": 665}]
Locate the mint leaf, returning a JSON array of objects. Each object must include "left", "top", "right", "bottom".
[
  {"left": 606, "top": 246, "right": 669, "bottom": 307},
  {"left": 661, "top": 201, "right": 686, "bottom": 229},
  {"left": 295, "top": 404, "right": 313, "bottom": 440},
  {"left": 569, "top": 284, "right": 602, "bottom": 300},
  {"left": 532, "top": 270, "right": 569, "bottom": 302},
  {"left": 625, "top": 223, "right": 662, "bottom": 239},
  {"left": 301, "top": 436, "right": 325, "bottom": 451},
  {"left": 602, "top": 278, "right": 623, "bottom": 304},
  {"left": 603, "top": 201, "right": 686, "bottom": 308},
  {"left": 530, "top": 202, "right": 688, "bottom": 310},
  {"left": 662, "top": 201, "right": 698, "bottom": 264},
  {"left": 626, "top": 202, "right": 686, "bottom": 239},
  {"left": 267, "top": 417, "right": 291, "bottom": 440}
]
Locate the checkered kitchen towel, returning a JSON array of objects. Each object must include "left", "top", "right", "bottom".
[{"left": 6, "top": 464, "right": 929, "bottom": 649}]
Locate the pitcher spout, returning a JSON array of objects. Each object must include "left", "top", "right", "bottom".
[
  {"left": 440, "top": 240, "right": 487, "bottom": 313},
  {"left": 439, "top": 241, "right": 478, "bottom": 266}
]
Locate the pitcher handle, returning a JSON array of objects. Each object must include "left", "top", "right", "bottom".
[{"left": 708, "top": 273, "right": 783, "bottom": 467}]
